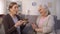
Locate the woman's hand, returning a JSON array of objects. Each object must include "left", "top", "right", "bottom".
[
  {"left": 35, "top": 28, "right": 43, "bottom": 33},
  {"left": 14, "top": 20, "right": 24, "bottom": 27},
  {"left": 31, "top": 23, "right": 37, "bottom": 30},
  {"left": 31, "top": 23, "right": 43, "bottom": 33},
  {"left": 23, "top": 20, "right": 28, "bottom": 25},
  {"left": 22, "top": 18, "right": 28, "bottom": 25}
]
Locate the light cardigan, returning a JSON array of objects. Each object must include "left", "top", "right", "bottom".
[
  {"left": 36, "top": 15, "right": 55, "bottom": 34},
  {"left": 38, "top": 16, "right": 49, "bottom": 28}
]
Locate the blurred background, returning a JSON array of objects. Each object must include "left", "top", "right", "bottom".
[{"left": 0, "top": 0, "right": 60, "bottom": 34}]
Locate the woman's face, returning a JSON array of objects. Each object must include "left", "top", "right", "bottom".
[
  {"left": 10, "top": 4, "right": 18, "bottom": 15},
  {"left": 38, "top": 6, "right": 48, "bottom": 16}
]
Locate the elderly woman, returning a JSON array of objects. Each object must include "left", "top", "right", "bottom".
[{"left": 32, "top": 5, "right": 55, "bottom": 34}]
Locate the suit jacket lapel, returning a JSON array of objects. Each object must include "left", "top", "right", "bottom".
[{"left": 7, "top": 14, "right": 15, "bottom": 27}]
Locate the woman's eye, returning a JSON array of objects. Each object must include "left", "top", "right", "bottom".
[
  {"left": 39, "top": 9, "right": 41, "bottom": 11},
  {"left": 40, "top": 9, "right": 41, "bottom": 11},
  {"left": 14, "top": 6, "right": 18, "bottom": 8}
]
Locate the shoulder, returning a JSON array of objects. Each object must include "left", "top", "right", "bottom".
[
  {"left": 48, "top": 15, "right": 54, "bottom": 19},
  {"left": 3, "top": 14, "right": 9, "bottom": 19},
  {"left": 2, "top": 14, "right": 10, "bottom": 24},
  {"left": 48, "top": 15, "right": 54, "bottom": 23}
]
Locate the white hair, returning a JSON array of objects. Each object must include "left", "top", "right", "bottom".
[
  {"left": 39, "top": 4, "right": 50, "bottom": 15},
  {"left": 40, "top": 4, "right": 49, "bottom": 10}
]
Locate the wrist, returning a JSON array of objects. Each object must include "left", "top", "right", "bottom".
[{"left": 14, "top": 25, "right": 17, "bottom": 28}]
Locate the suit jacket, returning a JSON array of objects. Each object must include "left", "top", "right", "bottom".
[
  {"left": 2, "top": 14, "right": 25, "bottom": 34},
  {"left": 36, "top": 15, "right": 55, "bottom": 34}
]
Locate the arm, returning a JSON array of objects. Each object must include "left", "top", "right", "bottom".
[
  {"left": 34, "top": 15, "right": 55, "bottom": 33},
  {"left": 43, "top": 15, "right": 55, "bottom": 33},
  {"left": 2, "top": 16, "right": 17, "bottom": 34}
]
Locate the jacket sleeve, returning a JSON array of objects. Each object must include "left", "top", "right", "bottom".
[
  {"left": 43, "top": 15, "right": 55, "bottom": 34},
  {"left": 2, "top": 16, "right": 17, "bottom": 34}
]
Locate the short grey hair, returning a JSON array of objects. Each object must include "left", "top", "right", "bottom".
[{"left": 39, "top": 4, "right": 50, "bottom": 15}]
